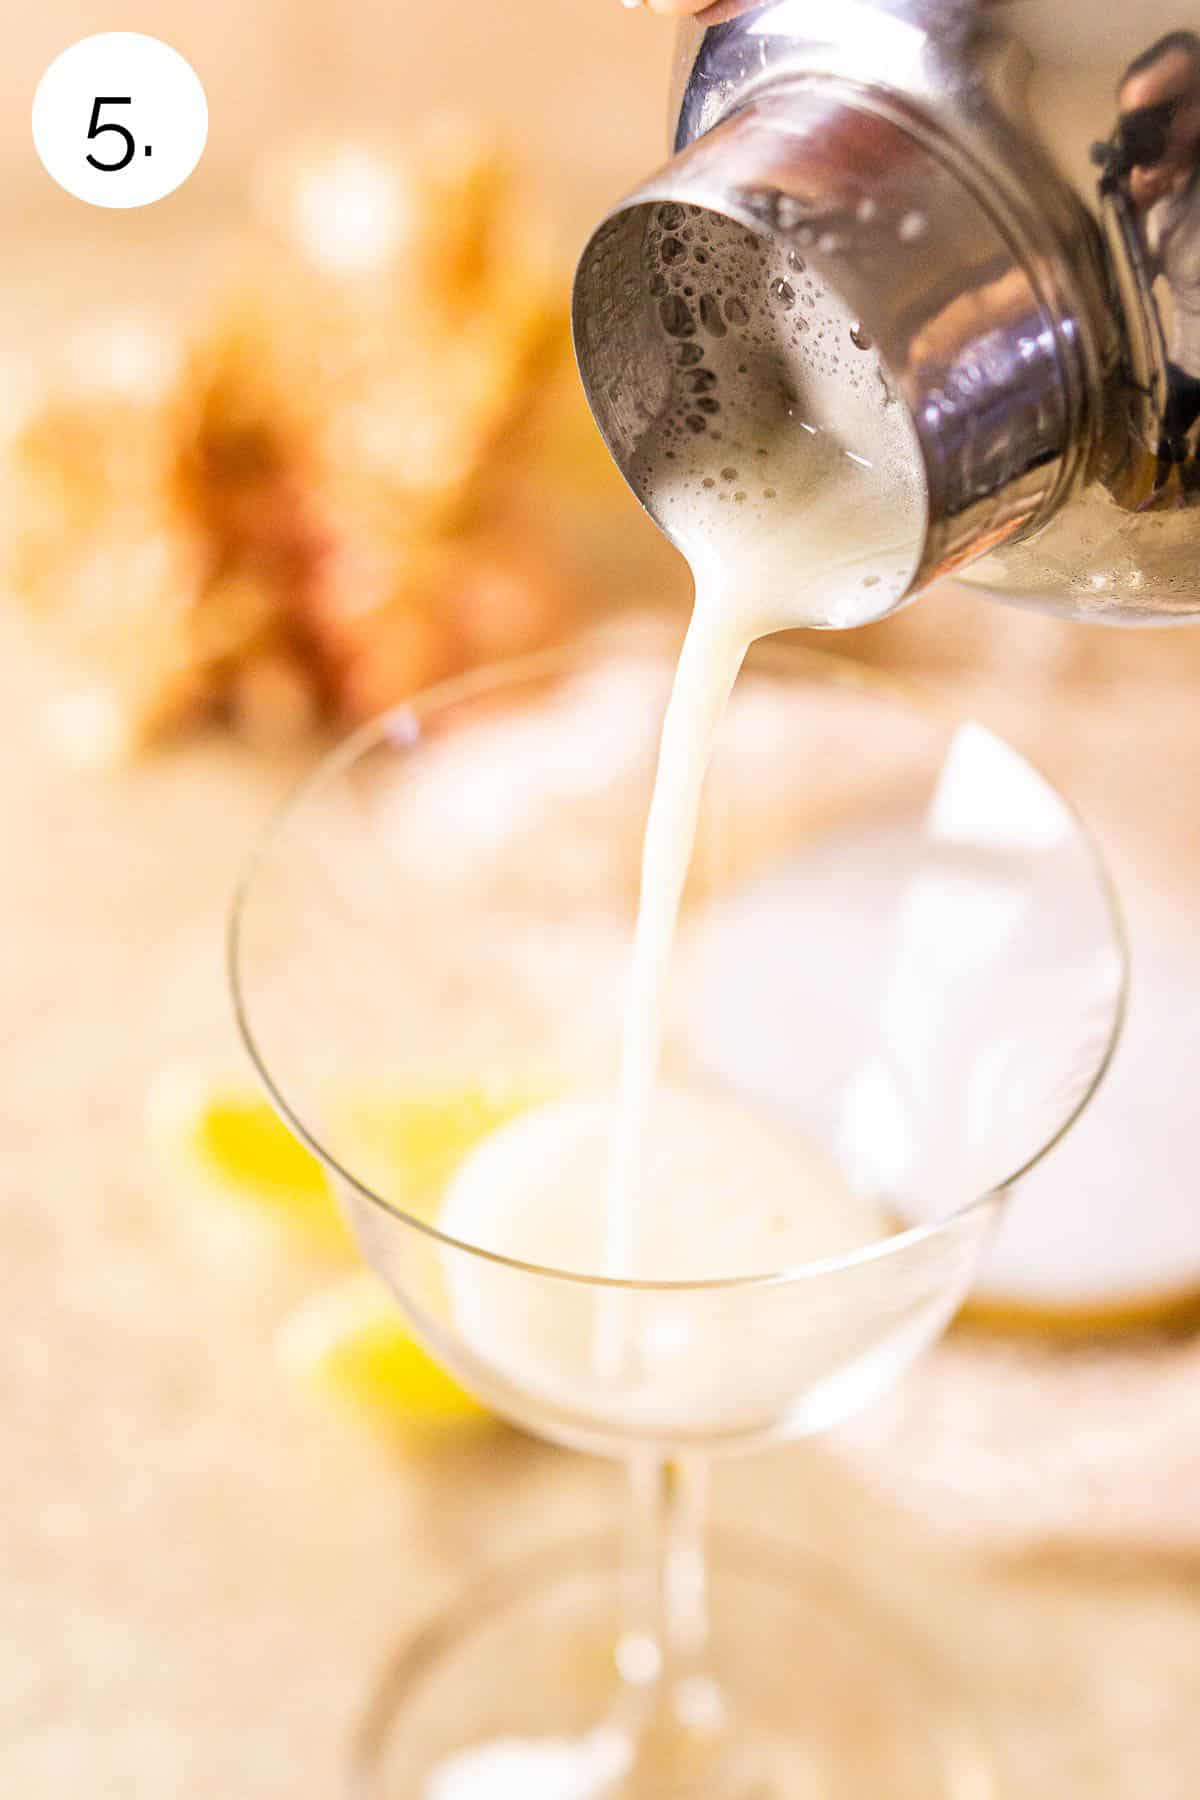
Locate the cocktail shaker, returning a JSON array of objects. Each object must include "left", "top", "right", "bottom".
[{"left": 575, "top": 3, "right": 1200, "bottom": 621}]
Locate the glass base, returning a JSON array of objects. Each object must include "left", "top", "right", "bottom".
[{"left": 350, "top": 1536, "right": 997, "bottom": 1799}]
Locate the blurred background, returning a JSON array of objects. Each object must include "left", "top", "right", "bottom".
[{"left": 5, "top": 4, "right": 1200, "bottom": 1796}]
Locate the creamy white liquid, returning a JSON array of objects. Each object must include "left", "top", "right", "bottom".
[
  {"left": 602, "top": 211, "right": 927, "bottom": 1297},
  {"left": 441, "top": 1088, "right": 889, "bottom": 1434},
  {"left": 441, "top": 208, "right": 927, "bottom": 1418}
]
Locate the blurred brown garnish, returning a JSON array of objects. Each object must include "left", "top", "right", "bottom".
[{"left": 3, "top": 118, "right": 610, "bottom": 756}]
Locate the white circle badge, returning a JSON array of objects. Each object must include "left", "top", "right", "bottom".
[{"left": 33, "top": 33, "right": 208, "bottom": 209}]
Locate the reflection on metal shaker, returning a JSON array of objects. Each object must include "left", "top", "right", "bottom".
[{"left": 575, "top": 5, "right": 1200, "bottom": 619}]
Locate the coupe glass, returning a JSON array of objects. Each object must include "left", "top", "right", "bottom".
[{"left": 229, "top": 630, "right": 1125, "bottom": 1799}]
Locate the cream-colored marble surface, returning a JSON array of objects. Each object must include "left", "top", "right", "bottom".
[{"left": 4, "top": 598, "right": 1200, "bottom": 1798}]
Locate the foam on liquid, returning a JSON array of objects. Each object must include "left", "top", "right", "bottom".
[
  {"left": 630, "top": 207, "right": 926, "bottom": 636},
  {"left": 440, "top": 1088, "right": 888, "bottom": 1433},
  {"left": 443, "top": 208, "right": 927, "bottom": 1417}
]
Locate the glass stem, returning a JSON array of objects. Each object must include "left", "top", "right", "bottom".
[{"left": 620, "top": 1454, "right": 714, "bottom": 1714}]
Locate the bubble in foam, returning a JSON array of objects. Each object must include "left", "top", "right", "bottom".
[
  {"left": 660, "top": 296, "right": 696, "bottom": 338},
  {"left": 661, "top": 236, "right": 687, "bottom": 265},
  {"left": 650, "top": 274, "right": 668, "bottom": 297},
  {"left": 629, "top": 207, "right": 925, "bottom": 632},
  {"left": 699, "top": 295, "right": 727, "bottom": 338},
  {"left": 850, "top": 323, "right": 874, "bottom": 352},
  {"left": 657, "top": 203, "right": 684, "bottom": 230}
]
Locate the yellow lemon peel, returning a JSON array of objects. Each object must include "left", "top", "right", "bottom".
[
  {"left": 150, "top": 1069, "right": 550, "bottom": 1426},
  {"left": 277, "top": 1271, "right": 487, "bottom": 1425},
  {"left": 148, "top": 1071, "right": 350, "bottom": 1253}
]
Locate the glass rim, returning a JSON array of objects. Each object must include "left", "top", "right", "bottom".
[{"left": 227, "top": 623, "right": 1129, "bottom": 1296}]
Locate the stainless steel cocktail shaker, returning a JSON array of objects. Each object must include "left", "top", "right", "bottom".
[{"left": 574, "top": 4, "right": 1200, "bottom": 621}]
